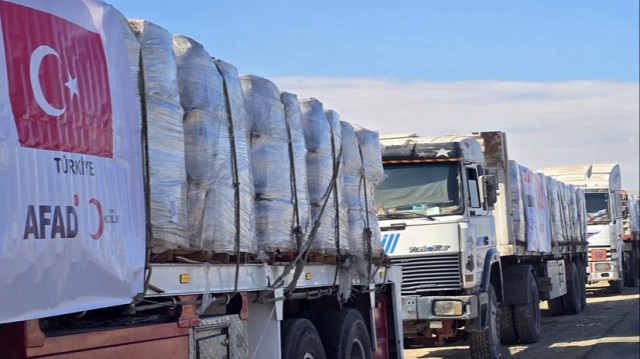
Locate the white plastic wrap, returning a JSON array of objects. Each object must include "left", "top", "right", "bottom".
[
  {"left": 575, "top": 188, "right": 587, "bottom": 240},
  {"left": 508, "top": 160, "right": 526, "bottom": 243},
  {"left": 281, "top": 92, "right": 311, "bottom": 248},
  {"left": 299, "top": 98, "right": 340, "bottom": 253},
  {"left": 519, "top": 164, "right": 551, "bottom": 252},
  {"left": 131, "top": 20, "right": 188, "bottom": 249},
  {"left": 215, "top": 59, "right": 256, "bottom": 253},
  {"left": 341, "top": 121, "right": 366, "bottom": 254},
  {"left": 241, "top": 75, "right": 295, "bottom": 252},
  {"left": 173, "top": 36, "right": 255, "bottom": 253},
  {"left": 629, "top": 195, "right": 640, "bottom": 235},
  {"left": 0, "top": 1, "right": 144, "bottom": 323},
  {"left": 568, "top": 184, "right": 579, "bottom": 241},
  {"left": 355, "top": 127, "right": 385, "bottom": 257},
  {"left": 545, "top": 177, "right": 565, "bottom": 244},
  {"left": 325, "top": 110, "right": 350, "bottom": 253}
]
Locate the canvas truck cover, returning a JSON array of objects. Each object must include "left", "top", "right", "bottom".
[{"left": 0, "top": 0, "right": 145, "bottom": 323}]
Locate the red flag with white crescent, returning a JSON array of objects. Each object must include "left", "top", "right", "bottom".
[{"left": 0, "top": 1, "right": 113, "bottom": 157}]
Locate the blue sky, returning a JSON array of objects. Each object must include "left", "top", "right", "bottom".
[
  {"left": 108, "top": 0, "right": 639, "bottom": 191},
  {"left": 109, "top": 0, "right": 638, "bottom": 82}
]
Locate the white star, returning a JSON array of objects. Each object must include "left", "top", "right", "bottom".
[
  {"left": 65, "top": 72, "right": 79, "bottom": 101},
  {"left": 435, "top": 148, "right": 451, "bottom": 157},
  {"left": 417, "top": 151, "right": 429, "bottom": 157}
]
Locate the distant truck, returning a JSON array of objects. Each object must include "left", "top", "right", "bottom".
[
  {"left": 622, "top": 192, "right": 640, "bottom": 282},
  {"left": 376, "top": 131, "right": 588, "bottom": 358},
  {"left": 540, "top": 164, "right": 639, "bottom": 291}
]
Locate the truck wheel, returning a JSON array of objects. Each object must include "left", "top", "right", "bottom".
[
  {"left": 499, "top": 303, "right": 517, "bottom": 344},
  {"left": 469, "top": 284, "right": 501, "bottom": 359},
  {"left": 281, "top": 318, "right": 327, "bottom": 359},
  {"left": 577, "top": 259, "right": 587, "bottom": 310},
  {"left": 562, "top": 262, "right": 582, "bottom": 315},
  {"left": 315, "top": 309, "right": 373, "bottom": 359},
  {"left": 547, "top": 296, "right": 566, "bottom": 316},
  {"left": 513, "top": 273, "right": 540, "bottom": 343},
  {"left": 609, "top": 279, "right": 624, "bottom": 294},
  {"left": 624, "top": 251, "right": 639, "bottom": 287}
]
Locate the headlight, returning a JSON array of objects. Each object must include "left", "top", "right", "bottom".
[
  {"left": 433, "top": 300, "right": 464, "bottom": 316},
  {"left": 594, "top": 263, "right": 612, "bottom": 272}
]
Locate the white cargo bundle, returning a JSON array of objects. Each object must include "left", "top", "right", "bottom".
[
  {"left": 341, "top": 121, "right": 366, "bottom": 254},
  {"left": 172, "top": 36, "right": 255, "bottom": 253},
  {"left": 281, "top": 92, "right": 311, "bottom": 248},
  {"left": 575, "top": 188, "right": 587, "bottom": 240},
  {"left": 545, "top": 176, "right": 565, "bottom": 244},
  {"left": 325, "top": 110, "right": 350, "bottom": 253},
  {"left": 508, "top": 160, "right": 526, "bottom": 243},
  {"left": 131, "top": 20, "right": 188, "bottom": 249},
  {"left": 355, "top": 127, "right": 385, "bottom": 257},
  {"left": 214, "top": 59, "right": 257, "bottom": 253},
  {"left": 299, "top": 99, "right": 342, "bottom": 253},
  {"left": 241, "top": 75, "right": 296, "bottom": 252}
]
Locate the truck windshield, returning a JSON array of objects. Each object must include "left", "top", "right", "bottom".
[
  {"left": 375, "top": 162, "right": 462, "bottom": 217},
  {"left": 585, "top": 192, "right": 610, "bottom": 224}
]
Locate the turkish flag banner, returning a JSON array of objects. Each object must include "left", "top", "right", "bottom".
[{"left": 0, "top": 1, "right": 113, "bottom": 157}]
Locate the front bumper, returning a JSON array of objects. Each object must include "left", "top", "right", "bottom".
[
  {"left": 401, "top": 293, "right": 484, "bottom": 321},
  {"left": 588, "top": 261, "right": 620, "bottom": 281}
]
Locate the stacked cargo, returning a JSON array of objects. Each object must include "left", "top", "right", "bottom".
[
  {"left": 129, "top": 22, "right": 384, "bottom": 262},
  {"left": 131, "top": 20, "right": 188, "bottom": 249}
]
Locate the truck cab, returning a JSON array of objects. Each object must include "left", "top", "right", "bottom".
[
  {"left": 375, "top": 134, "right": 500, "bottom": 354},
  {"left": 539, "top": 163, "right": 632, "bottom": 292}
]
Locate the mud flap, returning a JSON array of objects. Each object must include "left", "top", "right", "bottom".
[
  {"left": 466, "top": 291, "right": 489, "bottom": 332},
  {"left": 502, "top": 265, "right": 534, "bottom": 305}
]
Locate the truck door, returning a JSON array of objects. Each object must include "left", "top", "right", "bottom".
[{"left": 465, "top": 165, "right": 495, "bottom": 248}]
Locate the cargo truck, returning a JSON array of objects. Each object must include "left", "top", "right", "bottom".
[
  {"left": 539, "top": 164, "right": 640, "bottom": 291},
  {"left": 375, "top": 131, "right": 588, "bottom": 358},
  {"left": 0, "top": 1, "right": 403, "bottom": 358},
  {"left": 622, "top": 192, "right": 640, "bottom": 283}
]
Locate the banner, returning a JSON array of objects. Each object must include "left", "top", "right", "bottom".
[
  {"left": 0, "top": 0, "right": 144, "bottom": 323},
  {"left": 519, "top": 165, "right": 551, "bottom": 252}
]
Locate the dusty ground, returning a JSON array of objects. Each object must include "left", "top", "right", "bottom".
[{"left": 404, "top": 283, "right": 640, "bottom": 358}]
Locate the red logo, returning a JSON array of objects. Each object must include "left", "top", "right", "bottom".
[{"left": 0, "top": 2, "right": 113, "bottom": 157}]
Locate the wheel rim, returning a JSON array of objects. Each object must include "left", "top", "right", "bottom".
[
  {"left": 303, "top": 352, "right": 318, "bottom": 359},
  {"left": 349, "top": 338, "right": 366, "bottom": 359}
]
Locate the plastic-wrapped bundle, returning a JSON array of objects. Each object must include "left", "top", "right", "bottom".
[
  {"left": 545, "top": 177, "right": 564, "bottom": 244},
  {"left": 557, "top": 181, "right": 571, "bottom": 241},
  {"left": 241, "top": 75, "right": 294, "bottom": 252},
  {"left": 173, "top": 36, "right": 255, "bottom": 253},
  {"left": 575, "top": 188, "right": 587, "bottom": 240},
  {"left": 299, "top": 99, "right": 339, "bottom": 252},
  {"left": 118, "top": 13, "right": 141, "bottom": 125},
  {"left": 508, "top": 160, "right": 526, "bottom": 243},
  {"left": 130, "top": 20, "right": 188, "bottom": 249},
  {"left": 280, "top": 92, "right": 311, "bottom": 248},
  {"left": 325, "top": 110, "right": 349, "bottom": 253},
  {"left": 568, "top": 184, "right": 579, "bottom": 241},
  {"left": 537, "top": 172, "right": 553, "bottom": 250},
  {"left": 341, "top": 122, "right": 366, "bottom": 255},
  {"left": 215, "top": 60, "right": 256, "bottom": 253},
  {"left": 518, "top": 164, "right": 551, "bottom": 252},
  {"left": 355, "top": 127, "right": 385, "bottom": 257}
]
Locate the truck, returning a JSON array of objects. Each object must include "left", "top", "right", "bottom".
[
  {"left": 539, "top": 163, "right": 640, "bottom": 291},
  {"left": 0, "top": 1, "right": 403, "bottom": 358},
  {"left": 375, "top": 131, "right": 588, "bottom": 358},
  {"left": 622, "top": 191, "right": 640, "bottom": 283}
]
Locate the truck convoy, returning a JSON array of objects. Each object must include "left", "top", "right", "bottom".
[
  {"left": 0, "top": 1, "right": 403, "bottom": 358},
  {"left": 539, "top": 164, "right": 640, "bottom": 291},
  {"left": 375, "top": 131, "right": 589, "bottom": 358}
]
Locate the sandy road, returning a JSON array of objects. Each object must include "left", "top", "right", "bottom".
[{"left": 404, "top": 283, "right": 640, "bottom": 358}]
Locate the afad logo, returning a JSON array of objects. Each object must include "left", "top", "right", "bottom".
[
  {"left": 0, "top": 2, "right": 113, "bottom": 158},
  {"left": 23, "top": 195, "right": 105, "bottom": 240}
]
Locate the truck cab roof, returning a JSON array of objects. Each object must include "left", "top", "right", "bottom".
[
  {"left": 538, "top": 163, "right": 621, "bottom": 190},
  {"left": 380, "top": 133, "right": 485, "bottom": 163}
]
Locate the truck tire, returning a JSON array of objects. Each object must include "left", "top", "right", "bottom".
[
  {"left": 562, "top": 262, "right": 582, "bottom": 315},
  {"left": 577, "top": 259, "right": 587, "bottom": 310},
  {"left": 513, "top": 273, "right": 540, "bottom": 343},
  {"left": 469, "top": 284, "right": 501, "bottom": 359},
  {"left": 547, "top": 296, "right": 566, "bottom": 316},
  {"left": 624, "top": 251, "right": 639, "bottom": 287},
  {"left": 499, "top": 303, "right": 517, "bottom": 344},
  {"left": 281, "top": 318, "right": 327, "bottom": 359},
  {"left": 315, "top": 309, "right": 373, "bottom": 359},
  {"left": 609, "top": 279, "right": 624, "bottom": 294}
]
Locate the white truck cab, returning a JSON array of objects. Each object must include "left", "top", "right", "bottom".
[{"left": 376, "top": 133, "right": 500, "bottom": 355}]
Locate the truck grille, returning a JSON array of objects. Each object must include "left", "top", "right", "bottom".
[
  {"left": 390, "top": 254, "right": 461, "bottom": 294},
  {"left": 588, "top": 246, "right": 612, "bottom": 261}
]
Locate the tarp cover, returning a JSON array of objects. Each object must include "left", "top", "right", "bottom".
[{"left": 0, "top": 0, "right": 145, "bottom": 323}]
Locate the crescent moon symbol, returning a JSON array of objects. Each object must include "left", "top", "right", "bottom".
[{"left": 29, "top": 45, "right": 66, "bottom": 117}]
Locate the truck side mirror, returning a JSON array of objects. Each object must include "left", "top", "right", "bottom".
[{"left": 480, "top": 175, "right": 497, "bottom": 208}]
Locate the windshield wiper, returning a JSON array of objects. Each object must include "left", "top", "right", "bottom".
[{"left": 378, "top": 212, "right": 437, "bottom": 221}]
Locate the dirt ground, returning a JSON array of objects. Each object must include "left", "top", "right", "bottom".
[{"left": 404, "top": 283, "right": 640, "bottom": 359}]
